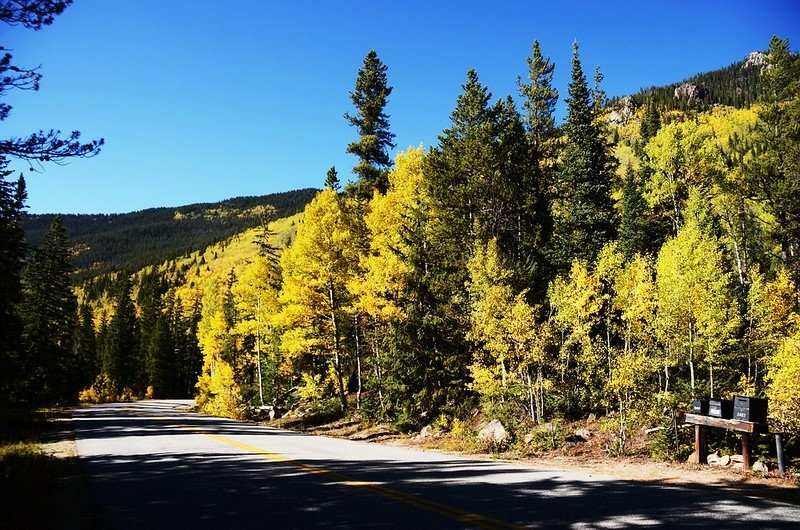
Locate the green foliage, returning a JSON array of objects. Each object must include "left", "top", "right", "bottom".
[
  {"left": 550, "top": 42, "right": 617, "bottom": 270},
  {"left": 18, "top": 216, "right": 78, "bottom": 404},
  {"left": 345, "top": 50, "right": 396, "bottom": 200},
  {"left": 22, "top": 189, "right": 318, "bottom": 281}
]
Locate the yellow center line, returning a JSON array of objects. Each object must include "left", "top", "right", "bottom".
[{"left": 199, "top": 431, "right": 527, "bottom": 530}]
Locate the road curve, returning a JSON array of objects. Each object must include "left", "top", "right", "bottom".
[{"left": 72, "top": 400, "right": 799, "bottom": 529}]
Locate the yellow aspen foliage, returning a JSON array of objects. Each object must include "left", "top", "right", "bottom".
[
  {"left": 195, "top": 279, "right": 245, "bottom": 417},
  {"left": 467, "top": 239, "right": 550, "bottom": 420},
  {"left": 613, "top": 254, "right": 657, "bottom": 355},
  {"left": 549, "top": 259, "right": 602, "bottom": 375},
  {"left": 746, "top": 268, "right": 799, "bottom": 391},
  {"left": 277, "top": 189, "right": 360, "bottom": 410},
  {"left": 655, "top": 190, "right": 740, "bottom": 395},
  {"left": 767, "top": 329, "right": 800, "bottom": 433},
  {"left": 352, "top": 147, "right": 426, "bottom": 323},
  {"left": 643, "top": 119, "right": 725, "bottom": 231}
]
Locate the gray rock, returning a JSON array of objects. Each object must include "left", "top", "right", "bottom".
[
  {"left": 730, "top": 454, "right": 744, "bottom": 464},
  {"left": 674, "top": 82, "right": 702, "bottom": 105},
  {"left": 524, "top": 433, "right": 535, "bottom": 445},
  {"left": 752, "top": 460, "right": 769, "bottom": 473},
  {"left": 418, "top": 425, "right": 434, "bottom": 440},
  {"left": 707, "top": 452, "right": 720, "bottom": 464},
  {"left": 574, "top": 428, "right": 592, "bottom": 441},
  {"left": 716, "top": 455, "right": 731, "bottom": 466},
  {"left": 478, "top": 419, "right": 508, "bottom": 445},
  {"left": 745, "top": 51, "right": 767, "bottom": 68}
]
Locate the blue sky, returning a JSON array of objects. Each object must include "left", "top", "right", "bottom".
[{"left": 4, "top": 0, "right": 799, "bottom": 214}]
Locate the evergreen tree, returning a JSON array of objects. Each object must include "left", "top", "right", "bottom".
[
  {"left": 639, "top": 99, "right": 661, "bottom": 147},
  {"left": 517, "top": 40, "right": 558, "bottom": 299},
  {"left": 748, "top": 36, "right": 800, "bottom": 280},
  {"left": 104, "top": 275, "right": 140, "bottom": 392},
  {"left": 550, "top": 42, "right": 617, "bottom": 270},
  {"left": 0, "top": 172, "right": 26, "bottom": 398},
  {"left": 618, "top": 166, "right": 650, "bottom": 259},
  {"left": 345, "top": 50, "right": 396, "bottom": 200},
  {"left": 18, "top": 216, "right": 77, "bottom": 403},
  {"left": 73, "top": 301, "right": 98, "bottom": 391},
  {"left": 325, "top": 165, "right": 340, "bottom": 192}
]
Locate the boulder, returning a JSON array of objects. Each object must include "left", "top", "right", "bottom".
[
  {"left": 730, "top": 454, "right": 744, "bottom": 464},
  {"left": 717, "top": 454, "right": 731, "bottom": 466},
  {"left": 524, "top": 433, "right": 535, "bottom": 445},
  {"left": 687, "top": 452, "right": 701, "bottom": 464},
  {"left": 478, "top": 419, "right": 508, "bottom": 445},
  {"left": 417, "top": 425, "right": 434, "bottom": 440},
  {"left": 574, "top": 428, "right": 592, "bottom": 441},
  {"left": 674, "top": 82, "right": 702, "bottom": 105},
  {"left": 745, "top": 51, "right": 767, "bottom": 68},
  {"left": 752, "top": 460, "right": 769, "bottom": 473}
]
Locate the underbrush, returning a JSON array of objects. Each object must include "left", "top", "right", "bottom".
[{"left": 0, "top": 409, "right": 64, "bottom": 528}]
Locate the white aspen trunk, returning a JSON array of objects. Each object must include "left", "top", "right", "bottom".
[
  {"left": 256, "top": 296, "right": 264, "bottom": 406},
  {"left": 328, "top": 282, "right": 347, "bottom": 412},
  {"left": 354, "top": 314, "right": 362, "bottom": 410}
]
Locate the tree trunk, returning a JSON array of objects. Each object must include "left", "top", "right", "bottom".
[
  {"left": 328, "top": 281, "right": 347, "bottom": 412},
  {"left": 354, "top": 314, "right": 362, "bottom": 410}
]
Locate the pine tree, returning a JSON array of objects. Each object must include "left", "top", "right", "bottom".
[
  {"left": 345, "top": 50, "right": 396, "bottom": 200},
  {"left": 639, "top": 99, "right": 661, "bottom": 147},
  {"left": 0, "top": 172, "right": 26, "bottom": 398},
  {"left": 104, "top": 275, "right": 140, "bottom": 392},
  {"left": 550, "top": 42, "right": 617, "bottom": 270},
  {"left": 73, "top": 301, "right": 98, "bottom": 391},
  {"left": 325, "top": 166, "right": 340, "bottom": 192},
  {"left": 18, "top": 216, "right": 78, "bottom": 403},
  {"left": 517, "top": 40, "right": 558, "bottom": 298},
  {"left": 618, "top": 166, "right": 650, "bottom": 259},
  {"left": 748, "top": 36, "right": 800, "bottom": 279}
]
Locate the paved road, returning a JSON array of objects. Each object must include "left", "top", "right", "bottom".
[{"left": 72, "top": 400, "right": 799, "bottom": 529}]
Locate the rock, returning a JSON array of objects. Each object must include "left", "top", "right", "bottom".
[
  {"left": 717, "top": 455, "right": 731, "bottom": 466},
  {"left": 687, "top": 452, "right": 701, "bottom": 464},
  {"left": 608, "top": 96, "right": 636, "bottom": 126},
  {"left": 674, "top": 82, "right": 702, "bottom": 105},
  {"left": 730, "top": 454, "right": 744, "bottom": 464},
  {"left": 524, "top": 433, "right": 535, "bottom": 445},
  {"left": 707, "top": 452, "right": 720, "bottom": 464},
  {"left": 418, "top": 425, "right": 434, "bottom": 440},
  {"left": 574, "top": 428, "right": 592, "bottom": 441},
  {"left": 752, "top": 460, "right": 769, "bottom": 473},
  {"left": 745, "top": 51, "right": 767, "bottom": 68},
  {"left": 477, "top": 419, "right": 508, "bottom": 445}
]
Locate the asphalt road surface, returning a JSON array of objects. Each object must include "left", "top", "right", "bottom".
[{"left": 72, "top": 400, "right": 799, "bottom": 529}]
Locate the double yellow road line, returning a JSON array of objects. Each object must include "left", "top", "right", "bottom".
[{"left": 203, "top": 432, "right": 526, "bottom": 530}]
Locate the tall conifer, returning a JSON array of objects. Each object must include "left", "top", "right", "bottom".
[
  {"left": 345, "top": 51, "right": 395, "bottom": 200},
  {"left": 18, "top": 216, "right": 77, "bottom": 403},
  {"left": 551, "top": 42, "right": 617, "bottom": 270}
]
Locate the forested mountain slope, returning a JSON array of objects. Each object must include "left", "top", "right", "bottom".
[
  {"left": 22, "top": 189, "right": 317, "bottom": 279},
  {"left": 622, "top": 51, "right": 766, "bottom": 110}
]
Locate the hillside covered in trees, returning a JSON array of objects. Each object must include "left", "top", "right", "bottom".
[
  {"left": 22, "top": 189, "right": 317, "bottom": 279},
  {"left": 3, "top": 7, "right": 799, "bottom": 470}
]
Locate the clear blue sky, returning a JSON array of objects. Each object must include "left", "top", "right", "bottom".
[{"left": 4, "top": 0, "right": 799, "bottom": 214}]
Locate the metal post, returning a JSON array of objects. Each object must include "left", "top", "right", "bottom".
[{"left": 775, "top": 434, "right": 786, "bottom": 477}]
